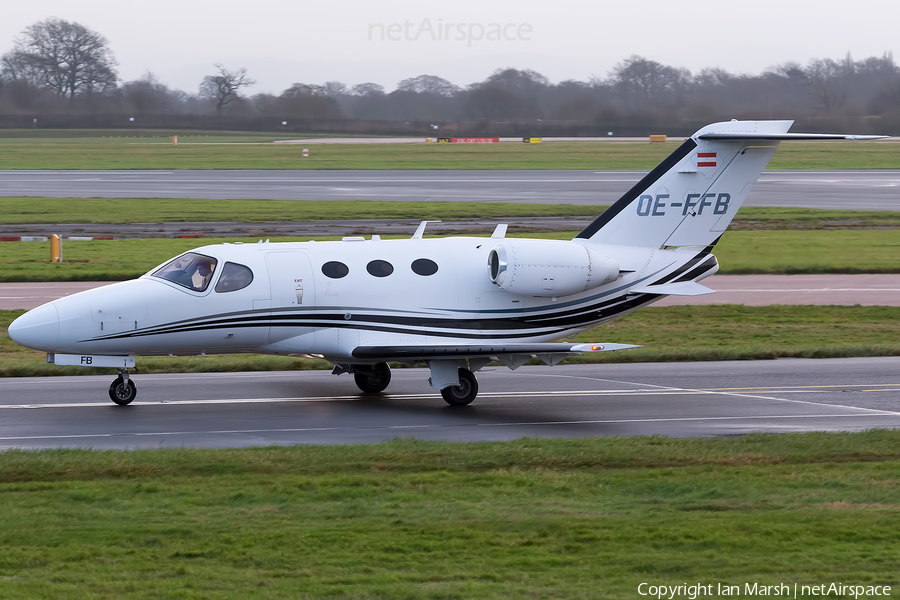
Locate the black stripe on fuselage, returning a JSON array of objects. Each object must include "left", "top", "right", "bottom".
[
  {"left": 674, "top": 255, "right": 718, "bottom": 283},
  {"left": 650, "top": 250, "right": 713, "bottom": 286},
  {"left": 575, "top": 138, "right": 698, "bottom": 240},
  {"left": 82, "top": 293, "right": 662, "bottom": 343},
  {"left": 84, "top": 272, "right": 666, "bottom": 343}
]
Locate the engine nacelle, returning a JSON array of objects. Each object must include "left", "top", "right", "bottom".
[{"left": 487, "top": 240, "right": 619, "bottom": 297}]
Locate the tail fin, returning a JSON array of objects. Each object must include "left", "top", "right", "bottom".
[{"left": 575, "top": 120, "right": 883, "bottom": 249}]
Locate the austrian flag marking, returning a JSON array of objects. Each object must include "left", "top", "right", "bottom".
[{"left": 697, "top": 152, "right": 717, "bottom": 167}]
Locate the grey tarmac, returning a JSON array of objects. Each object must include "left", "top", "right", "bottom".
[
  {"left": 1, "top": 358, "right": 898, "bottom": 450},
  {"left": 3, "top": 274, "right": 899, "bottom": 310},
  {"left": 1, "top": 170, "right": 898, "bottom": 210}
]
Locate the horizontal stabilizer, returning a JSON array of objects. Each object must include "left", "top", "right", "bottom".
[
  {"left": 699, "top": 133, "right": 889, "bottom": 141},
  {"left": 629, "top": 281, "right": 715, "bottom": 296},
  {"left": 352, "top": 342, "right": 640, "bottom": 362}
]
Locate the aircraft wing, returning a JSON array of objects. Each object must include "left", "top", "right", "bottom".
[{"left": 351, "top": 342, "right": 640, "bottom": 368}]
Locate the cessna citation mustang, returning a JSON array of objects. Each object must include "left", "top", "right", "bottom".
[{"left": 9, "top": 120, "right": 887, "bottom": 406}]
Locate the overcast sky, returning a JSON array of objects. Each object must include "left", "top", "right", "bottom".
[{"left": 3, "top": 0, "right": 898, "bottom": 95}]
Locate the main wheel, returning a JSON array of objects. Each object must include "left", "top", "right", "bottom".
[
  {"left": 108, "top": 376, "right": 137, "bottom": 405},
  {"left": 440, "top": 368, "right": 478, "bottom": 406},
  {"left": 354, "top": 362, "right": 391, "bottom": 394}
]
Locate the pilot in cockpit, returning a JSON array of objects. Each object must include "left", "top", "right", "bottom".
[
  {"left": 154, "top": 253, "right": 217, "bottom": 291},
  {"left": 194, "top": 258, "right": 214, "bottom": 290}
]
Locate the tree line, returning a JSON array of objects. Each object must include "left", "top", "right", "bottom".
[{"left": 2, "top": 17, "right": 899, "bottom": 134}]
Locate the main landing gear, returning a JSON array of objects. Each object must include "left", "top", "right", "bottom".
[
  {"left": 352, "top": 362, "right": 392, "bottom": 394},
  {"left": 440, "top": 368, "right": 478, "bottom": 406},
  {"left": 108, "top": 368, "right": 137, "bottom": 405},
  {"left": 334, "top": 361, "right": 481, "bottom": 406}
]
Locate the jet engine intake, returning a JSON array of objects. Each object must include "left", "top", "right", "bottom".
[{"left": 487, "top": 240, "right": 619, "bottom": 297}]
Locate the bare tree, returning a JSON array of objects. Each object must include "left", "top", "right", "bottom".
[
  {"left": 806, "top": 58, "right": 847, "bottom": 114},
  {"left": 396, "top": 75, "right": 460, "bottom": 96},
  {"left": 350, "top": 82, "right": 385, "bottom": 96},
  {"left": 199, "top": 64, "right": 254, "bottom": 114},
  {"left": 481, "top": 68, "right": 549, "bottom": 94},
  {"left": 282, "top": 83, "right": 327, "bottom": 97},
  {"left": 323, "top": 81, "right": 348, "bottom": 97},
  {"left": 0, "top": 17, "right": 117, "bottom": 100},
  {"left": 119, "top": 72, "right": 185, "bottom": 114},
  {"left": 610, "top": 56, "right": 685, "bottom": 109},
  {"left": 695, "top": 67, "right": 733, "bottom": 87},
  {"left": 278, "top": 82, "right": 343, "bottom": 118}
]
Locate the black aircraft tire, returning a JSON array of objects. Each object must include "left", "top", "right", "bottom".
[
  {"left": 354, "top": 362, "right": 392, "bottom": 394},
  {"left": 108, "top": 377, "right": 137, "bottom": 405},
  {"left": 440, "top": 368, "right": 478, "bottom": 406}
]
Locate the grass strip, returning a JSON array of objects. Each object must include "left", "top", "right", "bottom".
[
  {"left": 0, "top": 137, "right": 894, "bottom": 169},
  {"left": 0, "top": 129, "right": 314, "bottom": 140},
  {"left": 1, "top": 198, "right": 900, "bottom": 228},
  {"left": 0, "top": 198, "right": 600, "bottom": 225},
  {"left": 5, "top": 305, "right": 900, "bottom": 377},
  {"left": 0, "top": 433, "right": 898, "bottom": 598},
  {"left": 2, "top": 229, "right": 899, "bottom": 283}
]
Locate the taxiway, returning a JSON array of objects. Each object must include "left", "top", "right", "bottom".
[
  {"left": 1, "top": 170, "right": 898, "bottom": 210},
  {"left": 1, "top": 358, "right": 898, "bottom": 450}
]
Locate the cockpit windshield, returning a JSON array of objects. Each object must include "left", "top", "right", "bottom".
[{"left": 152, "top": 252, "right": 218, "bottom": 291}]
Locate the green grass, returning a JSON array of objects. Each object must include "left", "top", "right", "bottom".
[
  {"left": 0, "top": 198, "right": 600, "bottom": 225},
  {"left": 569, "top": 304, "right": 900, "bottom": 362},
  {"left": 0, "top": 433, "right": 898, "bottom": 598},
  {"left": 5, "top": 305, "right": 900, "bottom": 376},
  {"left": 0, "top": 134, "right": 894, "bottom": 169},
  {"left": 713, "top": 229, "right": 900, "bottom": 274},
  {"left": 2, "top": 228, "right": 899, "bottom": 282},
  {"left": 2, "top": 198, "right": 900, "bottom": 229},
  {"left": 0, "top": 129, "right": 315, "bottom": 142}
]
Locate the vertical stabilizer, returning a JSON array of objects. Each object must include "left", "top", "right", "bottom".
[{"left": 576, "top": 120, "right": 793, "bottom": 249}]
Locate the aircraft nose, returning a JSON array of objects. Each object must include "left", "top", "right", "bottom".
[{"left": 8, "top": 304, "right": 59, "bottom": 351}]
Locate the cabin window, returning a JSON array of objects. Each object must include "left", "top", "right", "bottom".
[
  {"left": 366, "top": 260, "right": 394, "bottom": 277},
  {"left": 153, "top": 252, "right": 217, "bottom": 292},
  {"left": 322, "top": 261, "right": 349, "bottom": 279},
  {"left": 215, "top": 262, "right": 254, "bottom": 293},
  {"left": 411, "top": 258, "right": 438, "bottom": 276}
]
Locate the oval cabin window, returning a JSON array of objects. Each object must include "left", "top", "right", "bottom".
[
  {"left": 366, "top": 260, "right": 394, "bottom": 277},
  {"left": 322, "top": 261, "right": 349, "bottom": 279},
  {"left": 411, "top": 258, "right": 438, "bottom": 276}
]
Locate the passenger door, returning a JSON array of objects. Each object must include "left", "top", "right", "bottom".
[{"left": 265, "top": 251, "right": 316, "bottom": 351}]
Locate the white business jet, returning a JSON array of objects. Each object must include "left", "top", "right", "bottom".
[{"left": 8, "top": 120, "right": 886, "bottom": 406}]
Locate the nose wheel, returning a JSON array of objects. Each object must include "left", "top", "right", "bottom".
[{"left": 109, "top": 370, "right": 137, "bottom": 405}]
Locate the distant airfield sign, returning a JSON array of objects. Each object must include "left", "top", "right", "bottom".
[{"left": 437, "top": 137, "right": 500, "bottom": 143}]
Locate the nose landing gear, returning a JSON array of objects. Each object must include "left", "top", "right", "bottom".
[{"left": 109, "top": 369, "right": 137, "bottom": 405}]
